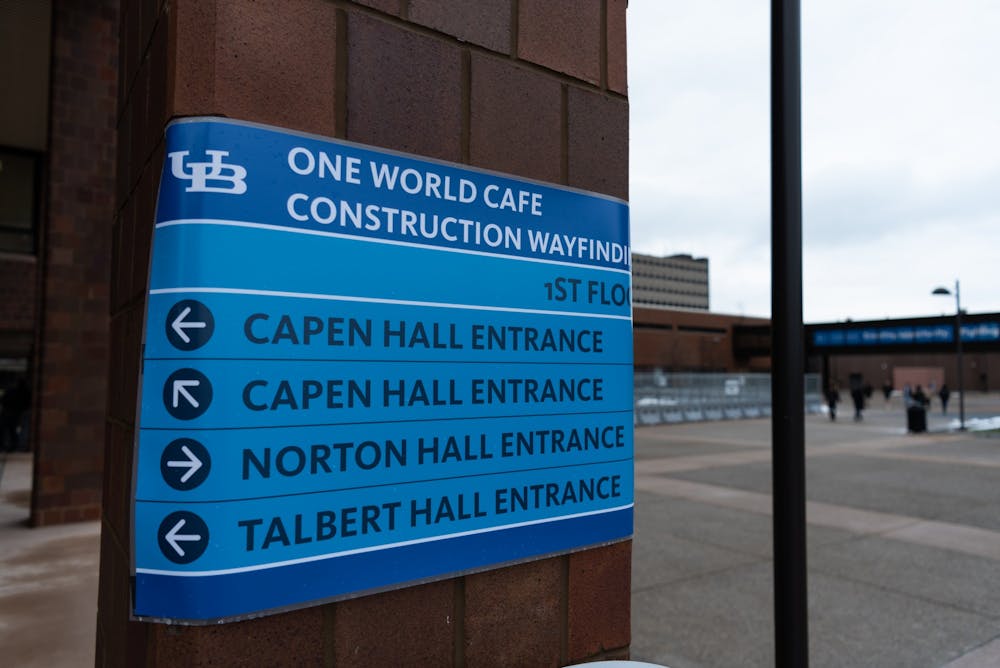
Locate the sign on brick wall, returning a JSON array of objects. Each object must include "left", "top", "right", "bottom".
[{"left": 131, "top": 117, "right": 633, "bottom": 622}]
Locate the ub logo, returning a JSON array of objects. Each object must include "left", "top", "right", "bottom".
[{"left": 168, "top": 149, "right": 248, "bottom": 194}]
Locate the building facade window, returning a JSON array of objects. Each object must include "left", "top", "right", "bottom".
[{"left": 0, "top": 148, "right": 40, "bottom": 254}]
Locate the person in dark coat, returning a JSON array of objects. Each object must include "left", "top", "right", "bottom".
[
  {"left": 938, "top": 384, "right": 951, "bottom": 414},
  {"left": 912, "top": 385, "right": 929, "bottom": 408},
  {"left": 826, "top": 384, "right": 840, "bottom": 421},
  {"left": 882, "top": 381, "right": 893, "bottom": 402},
  {"left": 850, "top": 385, "right": 865, "bottom": 421}
]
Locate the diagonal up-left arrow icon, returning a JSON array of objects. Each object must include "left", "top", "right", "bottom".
[
  {"left": 163, "top": 369, "right": 212, "bottom": 420},
  {"left": 164, "top": 518, "right": 202, "bottom": 557},
  {"left": 173, "top": 379, "right": 201, "bottom": 408}
]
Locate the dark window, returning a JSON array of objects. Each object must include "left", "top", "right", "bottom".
[
  {"left": 678, "top": 325, "right": 727, "bottom": 334},
  {"left": 0, "top": 148, "right": 40, "bottom": 254}
]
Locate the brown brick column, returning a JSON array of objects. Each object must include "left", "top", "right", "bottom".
[
  {"left": 99, "top": 1, "right": 629, "bottom": 664},
  {"left": 30, "top": 0, "right": 118, "bottom": 526}
]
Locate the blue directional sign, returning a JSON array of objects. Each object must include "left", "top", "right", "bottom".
[{"left": 131, "top": 118, "right": 633, "bottom": 622}]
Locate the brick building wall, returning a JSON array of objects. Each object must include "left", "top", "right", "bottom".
[
  {"left": 29, "top": 0, "right": 118, "bottom": 526},
  {"left": 634, "top": 306, "right": 771, "bottom": 372},
  {"left": 823, "top": 352, "right": 1000, "bottom": 394},
  {"left": 0, "top": 255, "right": 36, "bottom": 354},
  {"left": 98, "top": 0, "right": 630, "bottom": 665}
]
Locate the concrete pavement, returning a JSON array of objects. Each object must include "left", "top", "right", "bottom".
[
  {"left": 632, "top": 394, "right": 1000, "bottom": 667},
  {"left": 0, "top": 452, "right": 100, "bottom": 667},
  {"left": 2, "top": 394, "right": 1000, "bottom": 666}
]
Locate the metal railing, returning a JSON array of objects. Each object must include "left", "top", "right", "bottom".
[{"left": 634, "top": 372, "right": 823, "bottom": 425}]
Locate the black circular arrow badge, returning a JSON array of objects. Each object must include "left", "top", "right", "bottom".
[
  {"left": 165, "top": 300, "right": 215, "bottom": 351},
  {"left": 160, "top": 438, "right": 211, "bottom": 491},
  {"left": 157, "top": 511, "right": 210, "bottom": 564},
  {"left": 162, "top": 368, "right": 213, "bottom": 420}
]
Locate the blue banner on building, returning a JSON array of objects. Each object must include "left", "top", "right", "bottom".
[
  {"left": 131, "top": 118, "right": 633, "bottom": 622},
  {"left": 812, "top": 322, "right": 1000, "bottom": 348}
]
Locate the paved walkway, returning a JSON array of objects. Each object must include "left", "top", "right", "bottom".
[
  {"left": 632, "top": 394, "right": 1000, "bottom": 667},
  {"left": 0, "top": 453, "right": 100, "bottom": 668}
]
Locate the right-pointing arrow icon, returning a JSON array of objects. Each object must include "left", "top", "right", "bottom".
[
  {"left": 166, "top": 444, "right": 203, "bottom": 483},
  {"left": 161, "top": 438, "right": 211, "bottom": 491}
]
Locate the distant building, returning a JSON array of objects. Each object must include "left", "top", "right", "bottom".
[
  {"left": 631, "top": 252, "right": 709, "bottom": 310},
  {"left": 633, "top": 306, "right": 770, "bottom": 373}
]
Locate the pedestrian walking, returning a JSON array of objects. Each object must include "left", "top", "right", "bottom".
[
  {"left": 826, "top": 384, "right": 840, "bottom": 421},
  {"left": 851, "top": 386, "right": 865, "bottom": 421},
  {"left": 882, "top": 380, "right": 893, "bottom": 407},
  {"left": 938, "top": 384, "right": 951, "bottom": 414}
]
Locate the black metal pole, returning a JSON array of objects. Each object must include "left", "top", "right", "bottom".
[
  {"left": 956, "top": 280, "right": 966, "bottom": 430},
  {"left": 771, "top": 1, "right": 809, "bottom": 666}
]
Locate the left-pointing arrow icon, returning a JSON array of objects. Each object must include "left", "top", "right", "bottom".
[
  {"left": 158, "top": 511, "right": 209, "bottom": 564},
  {"left": 171, "top": 306, "right": 207, "bottom": 344},
  {"left": 165, "top": 300, "right": 215, "bottom": 351},
  {"left": 163, "top": 369, "right": 212, "bottom": 420},
  {"left": 165, "top": 518, "right": 201, "bottom": 556}
]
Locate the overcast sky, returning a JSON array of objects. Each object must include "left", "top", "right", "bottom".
[{"left": 627, "top": 0, "right": 1000, "bottom": 323}]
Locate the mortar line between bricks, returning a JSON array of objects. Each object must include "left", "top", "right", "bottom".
[
  {"left": 121, "top": 131, "right": 165, "bottom": 223},
  {"left": 323, "top": 604, "right": 336, "bottom": 668},
  {"left": 560, "top": 84, "right": 569, "bottom": 184},
  {"left": 510, "top": 0, "right": 519, "bottom": 58},
  {"left": 600, "top": 0, "right": 608, "bottom": 90},
  {"left": 334, "top": 8, "right": 348, "bottom": 140},
  {"left": 559, "top": 554, "right": 569, "bottom": 664},
  {"left": 460, "top": 48, "right": 471, "bottom": 164},
  {"left": 453, "top": 576, "right": 466, "bottom": 668}
]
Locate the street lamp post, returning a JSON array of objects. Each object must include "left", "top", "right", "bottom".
[{"left": 932, "top": 281, "right": 966, "bottom": 430}]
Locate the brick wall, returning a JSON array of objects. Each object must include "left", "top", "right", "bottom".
[
  {"left": 634, "top": 307, "right": 772, "bottom": 372},
  {"left": 99, "top": 1, "right": 630, "bottom": 664},
  {"left": 29, "top": 0, "right": 118, "bottom": 526},
  {"left": 0, "top": 257, "right": 36, "bottom": 332},
  {"left": 0, "top": 255, "right": 36, "bottom": 356}
]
